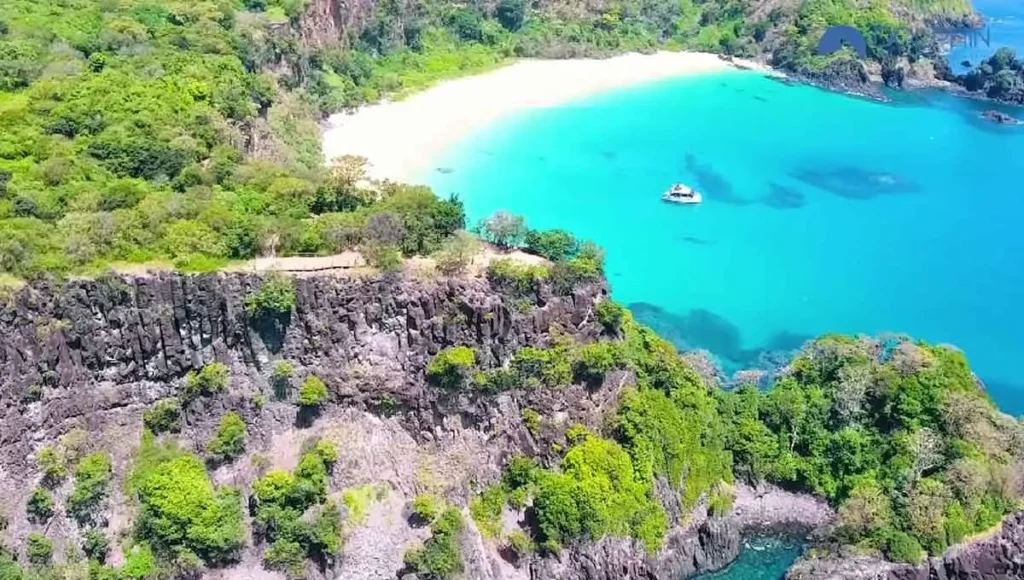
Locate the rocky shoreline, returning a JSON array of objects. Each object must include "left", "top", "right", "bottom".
[{"left": 786, "top": 513, "right": 1024, "bottom": 580}]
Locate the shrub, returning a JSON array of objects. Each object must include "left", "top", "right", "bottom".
[
  {"left": 22, "top": 384, "right": 42, "bottom": 402},
  {"left": 524, "top": 229, "right": 579, "bottom": 262},
  {"left": 521, "top": 408, "right": 541, "bottom": 436},
  {"left": 532, "top": 436, "right": 667, "bottom": 555},
  {"left": 82, "top": 529, "right": 110, "bottom": 563},
  {"left": 298, "top": 376, "right": 328, "bottom": 407},
  {"left": 506, "top": 529, "right": 535, "bottom": 556},
  {"left": 26, "top": 488, "right": 53, "bottom": 521},
  {"left": 511, "top": 346, "right": 572, "bottom": 388},
  {"left": 709, "top": 489, "right": 734, "bottom": 517},
  {"left": 183, "top": 363, "right": 230, "bottom": 400},
  {"left": 884, "top": 530, "right": 925, "bottom": 564},
  {"left": 37, "top": 446, "right": 67, "bottom": 487},
  {"left": 478, "top": 211, "right": 527, "bottom": 249},
  {"left": 550, "top": 256, "right": 603, "bottom": 295},
  {"left": 252, "top": 441, "right": 340, "bottom": 574},
  {"left": 26, "top": 533, "right": 52, "bottom": 565},
  {"left": 264, "top": 539, "right": 305, "bottom": 577},
  {"left": 131, "top": 441, "right": 244, "bottom": 565},
  {"left": 470, "top": 485, "right": 505, "bottom": 538},
  {"left": 486, "top": 259, "right": 547, "bottom": 296},
  {"left": 404, "top": 508, "right": 465, "bottom": 579},
  {"left": 207, "top": 412, "right": 247, "bottom": 461},
  {"left": 573, "top": 342, "right": 624, "bottom": 385},
  {"left": 363, "top": 242, "right": 403, "bottom": 272},
  {"left": 426, "top": 347, "right": 476, "bottom": 390},
  {"left": 272, "top": 361, "right": 294, "bottom": 398},
  {"left": 68, "top": 452, "right": 112, "bottom": 525},
  {"left": 412, "top": 494, "right": 441, "bottom": 524},
  {"left": 595, "top": 300, "right": 626, "bottom": 335},
  {"left": 143, "top": 398, "right": 182, "bottom": 434},
  {"left": 342, "top": 485, "right": 386, "bottom": 526},
  {"left": 245, "top": 274, "right": 296, "bottom": 319}
]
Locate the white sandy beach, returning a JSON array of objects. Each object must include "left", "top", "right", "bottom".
[{"left": 322, "top": 51, "right": 771, "bottom": 182}]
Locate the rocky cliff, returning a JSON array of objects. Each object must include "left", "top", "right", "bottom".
[{"left": 0, "top": 270, "right": 829, "bottom": 580}]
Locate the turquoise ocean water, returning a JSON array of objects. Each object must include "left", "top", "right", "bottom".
[{"left": 423, "top": 70, "right": 1024, "bottom": 417}]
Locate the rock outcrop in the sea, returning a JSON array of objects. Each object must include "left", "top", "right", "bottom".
[
  {"left": 981, "top": 109, "right": 1023, "bottom": 125},
  {"left": 786, "top": 513, "right": 1024, "bottom": 580}
]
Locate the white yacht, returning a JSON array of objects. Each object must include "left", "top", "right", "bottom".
[{"left": 662, "top": 184, "right": 702, "bottom": 204}]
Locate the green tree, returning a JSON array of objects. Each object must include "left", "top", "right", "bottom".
[{"left": 478, "top": 211, "right": 527, "bottom": 249}]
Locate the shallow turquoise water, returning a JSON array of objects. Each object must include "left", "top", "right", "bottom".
[
  {"left": 423, "top": 70, "right": 1024, "bottom": 416},
  {"left": 698, "top": 536, "right": 804, "bottom": 580}
]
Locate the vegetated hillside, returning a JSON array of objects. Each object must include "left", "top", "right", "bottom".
[
  {"left": 0, "top": 256, "right": 1021, "bottom": 580},
  {"left": 0, "top": 0, "right": 989, "bottom": 283}
]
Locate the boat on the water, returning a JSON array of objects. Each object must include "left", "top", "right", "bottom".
[{"left": 662, "top": 184, "right": 702, "bottom": 204}]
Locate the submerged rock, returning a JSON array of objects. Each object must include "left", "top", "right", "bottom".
[{"left": 981, "top": 110, "right": 1023, "bottom": 125}]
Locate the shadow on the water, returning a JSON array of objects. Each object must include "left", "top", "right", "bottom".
[
  {"left": 790, "top": 166, "right": 920, "bottom": 200},
  {"left": 678, "top": 235, "right": 714, "bottom": 246},
  {"left": 684, "top": 153, "right": 751, "bottom": 205},
  {"left": 759, "top": 183, "right": 806, "bottom": 209},
  {"left": 600, "top": 150, "right": 617, "bottom": 160},
  {"left": 435, "top": 167, "right": 454, "bottom": 174},
  {"left": 629, "top": 302, "right": 812, "bottom": 372}
]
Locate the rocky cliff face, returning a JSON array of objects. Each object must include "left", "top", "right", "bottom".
[
  {"left": 0, "top": 270, "right": 825, "bottom": 580},
  {"left": 786, "top": 513, "right": 1024, "bottom": 580}
]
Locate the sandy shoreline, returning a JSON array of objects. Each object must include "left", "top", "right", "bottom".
[{"left": 321, "top": 51, "right": 774, "bottom": 182}]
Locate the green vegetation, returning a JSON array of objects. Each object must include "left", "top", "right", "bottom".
[
  {"left": 272, "top": 361, "right": 294, "bottom": 398},
  {"left": 411, "top": 494, "right": 441, "bottom": 524},
  {"left": 26, "top": 488, "right": 53, "bottom": 522},
  {"left": 595, "top": 299, "right": 626, "bottom": 335},
  {"left": 486, "top": 259, "right": 548, "bottom": 296},
  {"left": 298, "top": 376, "right": 328, "bottom": 407},
  {"left": 521, "top": 408, "right": 541, "bottom": 436},
  {"left": 245, "top": 274, "right": 296, "bottom": 319},
  {"left": 252, "top": 440, "right": 341, "bottom": 575},
  {"left": 469, "top": 484, "right": 505, "bottom": 538},
  {"left": 426, "top": 346, "right": 476, "bottom": 390},
  {"left": 36, "top": 446, "right": 66, "bottom": 487},
  {"left": 82, "top": 529, "right": 110, "bottom": 563},
  {"left": 717, "top": 336, "right": 1023, "bottom": 557},
  {"left": 130, "top": 433, "right": 245, "bottom": 566},
  {"left": 183, "top": 363, "right": 229, "bottom": 400},
  {"left": 708, "top": 487, "right": 734, "bottom": 517},
  {"left": 958, "top": 48, "right": 1024, "bottom": 104},
  {"left": 342, "top": 484, "right": 388, "bottom": 526},
  {"left": 404, "top": 507, "right": 465, "bottom": 580},
  {"left": 207, "top": 412, "right": 247, "bottom": 462},
  {"left": 68, "top": 452, "right": 112, "bottom": 525},
  {"left": 434, "top": 230, "right": 481, "bottom": 275},
  {"left": 26, "top": 533, "right": 52, "bottom": 565},
  {"left": 143, "top": 398, "right": 182, "bottom": 434}
]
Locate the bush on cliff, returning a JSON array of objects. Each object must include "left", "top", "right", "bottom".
[
  {"left": 130, "top": 434, "right": 245, "bottom": 565},
  {"left": 404, "top": 507, "right": 465, "bottom": 580},
  {"left": 207, "top": 413, "right": 247, "bottom": 462},
  {"left": 252, "top": 440, "right": 341, "bottom": 575},
  {"left": 427, "top": 347, "right": 476, "bottom": 390},
  {"left": 245, "top": 275, "right": 297, "bottom": 319},
  {"left": 298, "top": 376, "right": 329, "bottom": 407},
  {"left": 183, "top": 363, "right": 230, "bottom": 401},
  {"left": 68, "top": 452, "right": 113, "bottom": 526}
]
